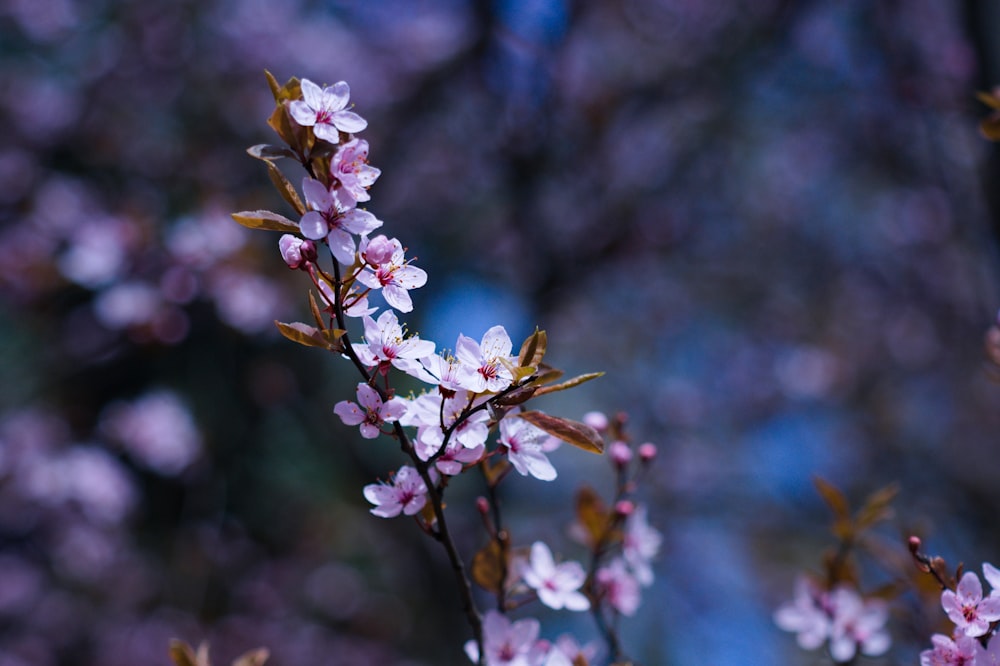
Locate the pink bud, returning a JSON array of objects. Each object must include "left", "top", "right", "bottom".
[
  {"left": 609, "top": 441, "right": 632, "bottom": 466},
  {"left": 362, "top": 234, "right": 395, "bottom": 266},
  {"left": 476, "top": 496, "right": 490, "bottom": 515},
  {"left": 583, "top": 411, "right": 609, "bottom": 431},
  {"left": 638, "top": 442, "right": 657, "bottom": 462},
  {"left": 278, "top": 234, "right": 315, "bottom": 269},
  {"left": 615, "top": 500, "right": 635, "bottom": 516}
]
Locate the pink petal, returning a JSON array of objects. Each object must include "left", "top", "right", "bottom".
[
  {"left": 298, "top": 79, "right": 324, "bottom": 111},
  {"left": 299, "top": 211, "right": 328, "bottom": 240},
  {"left": 334, "top": 400, "right": 365, "bottom": 426},
  {"left": 355, "top": 383, "right": 382, "bottom": 411},
  {"left": 333, "top": 110, "right": 368, "bottom": 133}
]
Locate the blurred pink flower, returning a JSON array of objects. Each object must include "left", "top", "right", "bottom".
[{"left": 517, "top": 542, "right": 589, "bottom": 611}]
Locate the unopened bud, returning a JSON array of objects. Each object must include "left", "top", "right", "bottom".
[
  {"left": 583, "top": 411, "right": 609, "bottom": 431},
  {"left": 638, "top": 442, "right": 657, "bottom": 462},
  {"left": 362, "top": 234, "right": 395, "bottom": 266},
  {"left": 615, "top": 500, "right": 635, "bottom": 516},
  {"left": 609, "top": 441, "right": 632, "bottom": 466},
  {"left": 476, "top": 496, "right": 490, "bottom": 515},
  {"left": 278, "top": 234, "right": 316, "bottom": 269}
]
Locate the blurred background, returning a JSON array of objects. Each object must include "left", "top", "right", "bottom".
[{"left": 2, "top": 0, "right": 1000, "bottom": 664}]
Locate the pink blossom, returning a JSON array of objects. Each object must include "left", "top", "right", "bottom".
[
  {"left": 362, "top": 465, "right": 428, "bottom": 518},
  {"left": 499, "top": 416, "right": 557, "bottom": 481},
  {"left": 595, "top": 557, "right": 641, "bottom": 617},
  {"left": 288, "top": 79, "right": 367, "bottom": 144},
  {"left": 942, "top": 571, "right": 1000, "bottom": 637},
  {"left": 360, "top": 233, "right": 396, "bottom": 266},
  {"left": 582, "top": 411, "right": 608, "bottom": 431},
  {"left": 455, "top": 325, "right": 515, "bottom": 393},
  {"left": 518, "top": 542, "right": 589, "bottom": 611},
  {"left": 464, "top": 610, "right": 546, "bottom": 666},
  {"left": 609, "top": 440, "right": 632, "bottom": 466},
  {"left": 355, "top": 236, "right": 427, "bottom": 313},
  {"left": 919, "top": 633, "right": 979, "bottom": 666},
  {"left": 543, "top": 635, "right": 600, "bottom": 666},
  {"left": 827, "top": 587, "right": 891, "bottom": 661},
  {"left": 330, "top": 138, "right": 380, "bottom": 206},
  {"left": 351, "top": 310, "right": 436, "bottom": 375},
  {"left": 334, "top": 383, "right": 407, "bottom": 439},
  {"left": 622, "top": 504, "right": 661, "bottom": 587},
  {"left": 401, "top": 390, "right": 489, "bottom": 474},
  {"left": 774, "top": 577, "right": 831, "bottom": 651},
  {"left": 299, "top": 177, "right": 382, "bottom": 264}
]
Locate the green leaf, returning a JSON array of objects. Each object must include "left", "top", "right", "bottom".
[
  {"left": 532, "top": 372, "right": 604, "bottom": 397},
  {"left": 517, "top": 411, "right": 604, "bottom": 454},
  {"left": 266, "top": 161, "right": 306, "bottom": 215},
  {"left": 231, "top": 210, "right": 300, "bottom": 234}
]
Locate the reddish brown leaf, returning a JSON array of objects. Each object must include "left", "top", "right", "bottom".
[{"left": 518, "top": 411, "right": 604, "bottom": 454}]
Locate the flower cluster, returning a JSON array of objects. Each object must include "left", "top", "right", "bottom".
[
  {"left": 909, "top": 538, "right": 1000, "bottom": 666},
  {"left": 232, "top": 73, "right": 661, "bottom": 664},
  {"left": 774, "top": 577, "right": 890, "bottom": 662},
  {"left": 774, "top": 479, "right": 897, "bottom": 663}
]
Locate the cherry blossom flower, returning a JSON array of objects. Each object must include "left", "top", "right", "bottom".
[
  {"left": 362, "top": 465, "right": 428, "bottom": 518},
  {"left": 542, "top": 635, "right": 600, "bottom": 666},
  {"left": 351, "top": 310, "right": 435, "bottom": 375},
  {"left": 594, "top": 557, "right": 641, "bottom": 617},
  {"left": 330, "top": 138, "right": 380, "bottom": 206},
  {"left": 455, "top": 325, "right": 515, "bottom": 393},
  {"left": 919, "top": 633, "right": 979, "bottom": 666},
  {"left": 517, "top": 542, "right": 589, "bottom": 611},
  {"left": 942, "top": 571, "right": 1000, "bottom": 637},
  {"left": 288, "top": 79, "right": 367, "bottom": 144},
  {"left": 333, "top": 382, "right": 407, "bottom": 439},
  {"left": 498, "top": 416, "right": 557, "bottom": 481},
  {"left": 401, "top": 390, "right": 489, "bottom": 474},
  {"left": 622, "top": 504, "right": 661, "bottom": 587},
  {"left": 984, "top": 562, "right": 1000, "bottom": 596},
  {"left": 827, "top": 587, "right": 890, "bottom": 662},
  {"left": 355, "top": 235, "right": 427, "bottom": 313},
  {"left": 299, "top": 177, "right": 382, "bottom": 264},
  {"left": 774, "top": 576, "right": 832, "bottom": 652},
  {"left": 464, "top": 610, "right": 546, "bottom": 666}
]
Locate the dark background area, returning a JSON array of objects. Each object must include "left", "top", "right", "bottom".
[{"left": 2, "top": 1, "right": 1000, "bottom": 663}]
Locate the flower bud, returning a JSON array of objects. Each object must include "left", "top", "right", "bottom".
[
  {"left": 614, "top": 500, "right": 635, "bottom": 517},
  {"left": 278, "top": 234, "right": 316, "bottom": 269},
  {"left": 362, "top": 234, "right": 395, "bottom": 266},
  {"left": 476, "top": 496, "right": 490, "bottom": 515},
  {"left": 583, "top": 411, "right": 609, "bottom": 431},
  {"left": 638, "top": 442, "right": 657, "bottom": 463},
  {"left": 609, "top": 440, "right": 632, "bottom": 467}
]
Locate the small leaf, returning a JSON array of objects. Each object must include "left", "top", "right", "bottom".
[
  {"left": 532, "top": 372, "right": 604, "bottom": 397},
  {"left": 575, "top": 486, "right": 612, "bottom": 546},
  {"left": 977, "top": 90, "right": 1000, "bottom": 110},
  {"left": 855, "top": 483, "right": 899, "bottom": 531},
  {"left": 517, "top": 328, "right": 547, "bottom": 368},
  {"left": 518, "top": 411, "right": 604, "bottom": 454},
  {"left": 275, "top": 321, "right": 343, "bottom": 350},
  {"left": 247, "top": 144, "right": 296, "bottom": 161},
  {"left": 264, "top": 70, "right": 282, "bottom": 102},
  {"left": 981, "top": 115, "right": 1000, "bottom": 141},
  {"left": 472, "top": 539, "right": 508, "bottom": 593},
  {"left": 490, "top": 385, "right": 537, "bottom": 407},
  {"left": 168, "top": 640, "right": 211, "bottom": 666},
  {"left": 231, "top": 649, "right": 269, "bottom": 666},
  {"left": 481, "top": 457, "right": 510, "bottom": 487},
  {"left": 528, "top": 366, "right": 564, "bottom": 387},
  {"left": 266, "top": 162, "right": 306, "bottom": 216},
  {"left": 266, "top": 103, "right": 299, "bottom": 152},
  {"left": 231, "top": 210, "right": 300, "bottom": 234},
  {"left": 308, "top": 291, "right": 326, "bottom": 329},
  {"left": 813, "top": 476, "right": 850, "bottom": 522}
]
